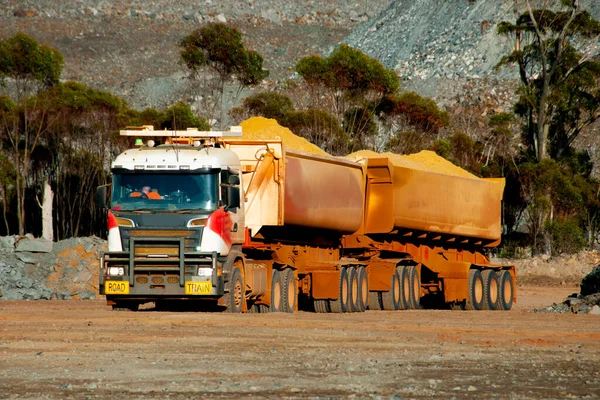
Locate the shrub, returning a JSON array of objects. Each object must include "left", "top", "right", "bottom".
[{"left": 544, "top": 217, "right": 585, "bottom": 255}]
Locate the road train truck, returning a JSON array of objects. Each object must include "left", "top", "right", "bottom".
[{"left": 97, "top": 125, "right": 515, "bottom": 312}]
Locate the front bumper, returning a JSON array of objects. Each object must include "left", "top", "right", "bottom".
[{"left": 99, "top": 236, "right": 224, "bottom": 299}]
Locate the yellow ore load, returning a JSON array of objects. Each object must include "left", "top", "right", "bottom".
[{"left": 229, "top": 117, "right": 513, "bottom": 310}]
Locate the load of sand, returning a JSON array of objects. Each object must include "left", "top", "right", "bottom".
[
  {"left": 239, "top": 117, "right": 329, "bottom": 156},
  {"left": 240, "top": 117, "right": 478, "bottom": 179}
]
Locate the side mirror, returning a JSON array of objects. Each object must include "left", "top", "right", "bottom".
[
  {"left": 226, "top": 186, "right": 240, "bottom": 210},
  {"left": 96, "top": 185, "right": 109, "bottom": 208},
  {"left": 228, "top": 175, "right": 240, "bottom": 185}
]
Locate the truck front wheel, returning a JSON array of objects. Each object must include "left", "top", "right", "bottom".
[{"left": 225, "top": 266, "right": 244, "bottom": 313}]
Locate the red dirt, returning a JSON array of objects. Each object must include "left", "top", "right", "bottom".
[{"left": 0, "top": 285, "right": 598, "bottom": 399}]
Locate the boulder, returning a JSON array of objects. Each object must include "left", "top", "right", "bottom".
[
  {"left": 15, "top": 238, "right": 53, "bottom": 253},
  {"left": 581, "top": 265, "right": 600, "bottom": 296}
]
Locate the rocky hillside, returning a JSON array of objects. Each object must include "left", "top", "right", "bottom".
[
  {"left": 346, "top": 0, "right": 599, "bottom": 81},
  {"left": 0, "top": 0, "right": 389, "bottom": 110}
]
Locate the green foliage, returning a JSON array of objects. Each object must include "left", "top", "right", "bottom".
[
  {"left": 179, "top": 23, "right": 268, "bottom": 127},
  {"left": 0, "top": 32, "right": 63, "bottom": 90},
  {"left": 295, "top": 55, "right": 328, "bottom": 86},
  {"left": 379, "top": 92, "right": 450, "bottom": 133},
  {"left": 124, "top": 102, "right": 209, "bottom": 131},
  {"left": 159, "top": 102, "right": 210, "bottom": 130},
  {"left": 545, "top": 217, "right": 585, "bottom": 255},
  {"left": 179, "top": 23, "right": 268, "bottom": 84},
  {"left": 496, "top": 4, "right": 600, "bottom": 161},
  {"left": 43, "top": 81, "right": 125, "bottom": 113},
  {"left": 295, "top": 44, "right": 399, "bottom": 96},
  {"left": 283, "top": 108, "right": 348, "bottom": 155},
  {"left": 386, "top": 130, "right": 430, "bottom": 155},
  {"left": 431, "top": 138, "right": 451, "bottom": 159},
  {"left": 240, "top": 92, "right": 294, "bottom": 120},
  {"left": 344, "top": 107, "right": 377, "bottom": 150}
]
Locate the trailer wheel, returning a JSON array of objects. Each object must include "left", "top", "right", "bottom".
[
  {"left": 250, "top": 303, "right": 270, "bottom": 313},
  {"left": 225, "top": 266, "right": 244, "bottom": 313},
  {"left": 348, "top": 267, "right": 359, "bottom": 313},
  {"left": 466, "top": 269, "right": 484, "bottom": 311},
  {"left": 270, "top": 269, "right": 284, "bottom": 312},
  {"left": 381, "top": 269, "right": 401, "bottom": 310},
  {"left": 408, "top": 265, "right": 421, "bottom": 310},
  {"left": 356, "top": 267, "right": 369, "bottom": 312},
  {"left": 329, "top": 267, "right": 350, "bottom": 313},
  {"left": 281, "top": 268, "right": 297, "bottom": 313},
  {"left": 397, "top": 266, "right": 409, "bottom": 310},
  {"left": 496, "top": 270, "right": 514, "bottom": 311},
  {"left": 313, "top": 299, "right": 329, "bottom": 313},
  {"left": 481, "top": 270, "right": 499, "bottom": 310},
  {"left": 369, "top": 292, "right": 382, "bottom": 310}
]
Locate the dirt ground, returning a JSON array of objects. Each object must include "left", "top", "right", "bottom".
[{"left": 0, "top": 286, "right": 598, "bottom": 399}]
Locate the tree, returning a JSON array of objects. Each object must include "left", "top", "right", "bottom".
[
  {"left": 159, "top": 101, "right": 210, "bottom": 131},
  {"left": 180, "top": 23, "right": 268, "bottom": 129},
  {"left": 0, "top": 151, "right": 15, "bottom": 234},
  {"left": 295, "top": 44, "right": 399, "bottom": 149},
  {"left": 0, "top": 33, "right": 64, "bottom": 235},
  {"left": 233, "top": 92, "right": 294, "bottom": 122},
  {"left": 497, "top": 1, "right": 600, "bottom": 161},
  {"left": 42, "top": 81, "right": 128, "bottom": 239}
]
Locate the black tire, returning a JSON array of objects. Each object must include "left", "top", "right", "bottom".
[
  {"left": 397, "top": 265, "right": 409, "bottom": 310},
  {"left": 281, "top": 268, "right": 297, "bottom": 313},
  {"left": 259, "top": 304, "right": 270, "bottom": 313},
  {"left": 356, "top": 267, "right": 369, "bottom": 312},
  {"left": 329, "top": 267, "right": 350, "bottom": 313},
  {"left": 270, "top": 269, "right": 284, "bottom": 312},
  {"left": 408, "top": 265, "right": 421, "bottom": 310},
  {"left": 225, "top": 266, "right": 244, "bottom": 313},
  {"left": 348, "top": 267, "right": 359, "bottom": 313},
  {"left": 496, "top": 270, "right": 514, "bottom": 311},
  {"left": 313, "top": 299, "right": 329, "bottom": 313},
  {"left": 466, "top": 269, "right": 484, "bottom": 311},
  {"left": 112, "top": 301, "right": 139, "bottom": 311},
  {"left": 381, "top": 269, "right": 401, "bottom": 310},
  {"left": 481, "top": 270, "right": 499, "bottom": 310},
  {"left": 369, "top": 292, "right": 382, "bottom": 310}
]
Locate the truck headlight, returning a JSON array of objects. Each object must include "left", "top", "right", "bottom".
[
  {"left": 197, "top": 268, "right": 213, "bottom": 277},
  {"left": 108, "top": 267, "right": 125, "bottom": 276}
]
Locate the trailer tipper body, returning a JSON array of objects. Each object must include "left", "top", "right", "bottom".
[{"left": 98, "top": 118, "right": 515, "bottom": 312}]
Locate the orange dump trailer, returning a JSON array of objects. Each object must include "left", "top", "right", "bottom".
[{"left": 224, "top": 139, "right": 515, "bottom": 313}]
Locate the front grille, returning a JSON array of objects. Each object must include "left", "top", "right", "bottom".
[
  {"left": 136, "top": 276, "right": 149, "bottom": 284},
  {"left": 167, "top": 276, "right": 179, "bottom": 284},
  {"left": 151, "top": 276, "right": 164, "bottom": 284}
]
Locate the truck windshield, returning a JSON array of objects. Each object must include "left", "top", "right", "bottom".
[{"left": 110, "top": 172, "right": 219, "bottom": 212}]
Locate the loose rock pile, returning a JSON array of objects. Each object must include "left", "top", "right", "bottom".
[
  {"left": 0, "top": 235, "right": 105, "bottom": 301},
  {"left": 535, "top": 266, "right": 600, "bottom": 314}
]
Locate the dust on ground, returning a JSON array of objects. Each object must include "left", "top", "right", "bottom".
[{"left": 1, "top": 286, "right": 598, "bottom": 399}]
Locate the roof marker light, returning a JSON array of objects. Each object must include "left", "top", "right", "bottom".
[{"left": 135, "top": 138, "right": 143, "bottom": 146}]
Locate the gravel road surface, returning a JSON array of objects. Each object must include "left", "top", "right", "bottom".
[{"left": 1, "top": 286, "right": 599, "bottom": 399}]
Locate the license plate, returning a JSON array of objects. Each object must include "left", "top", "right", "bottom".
[
  {"left": 185, "top": 281, "right": 212, "bottom": 295},
  {"left": 105, "top": 280, "right": 130, "bottom": 295}
]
